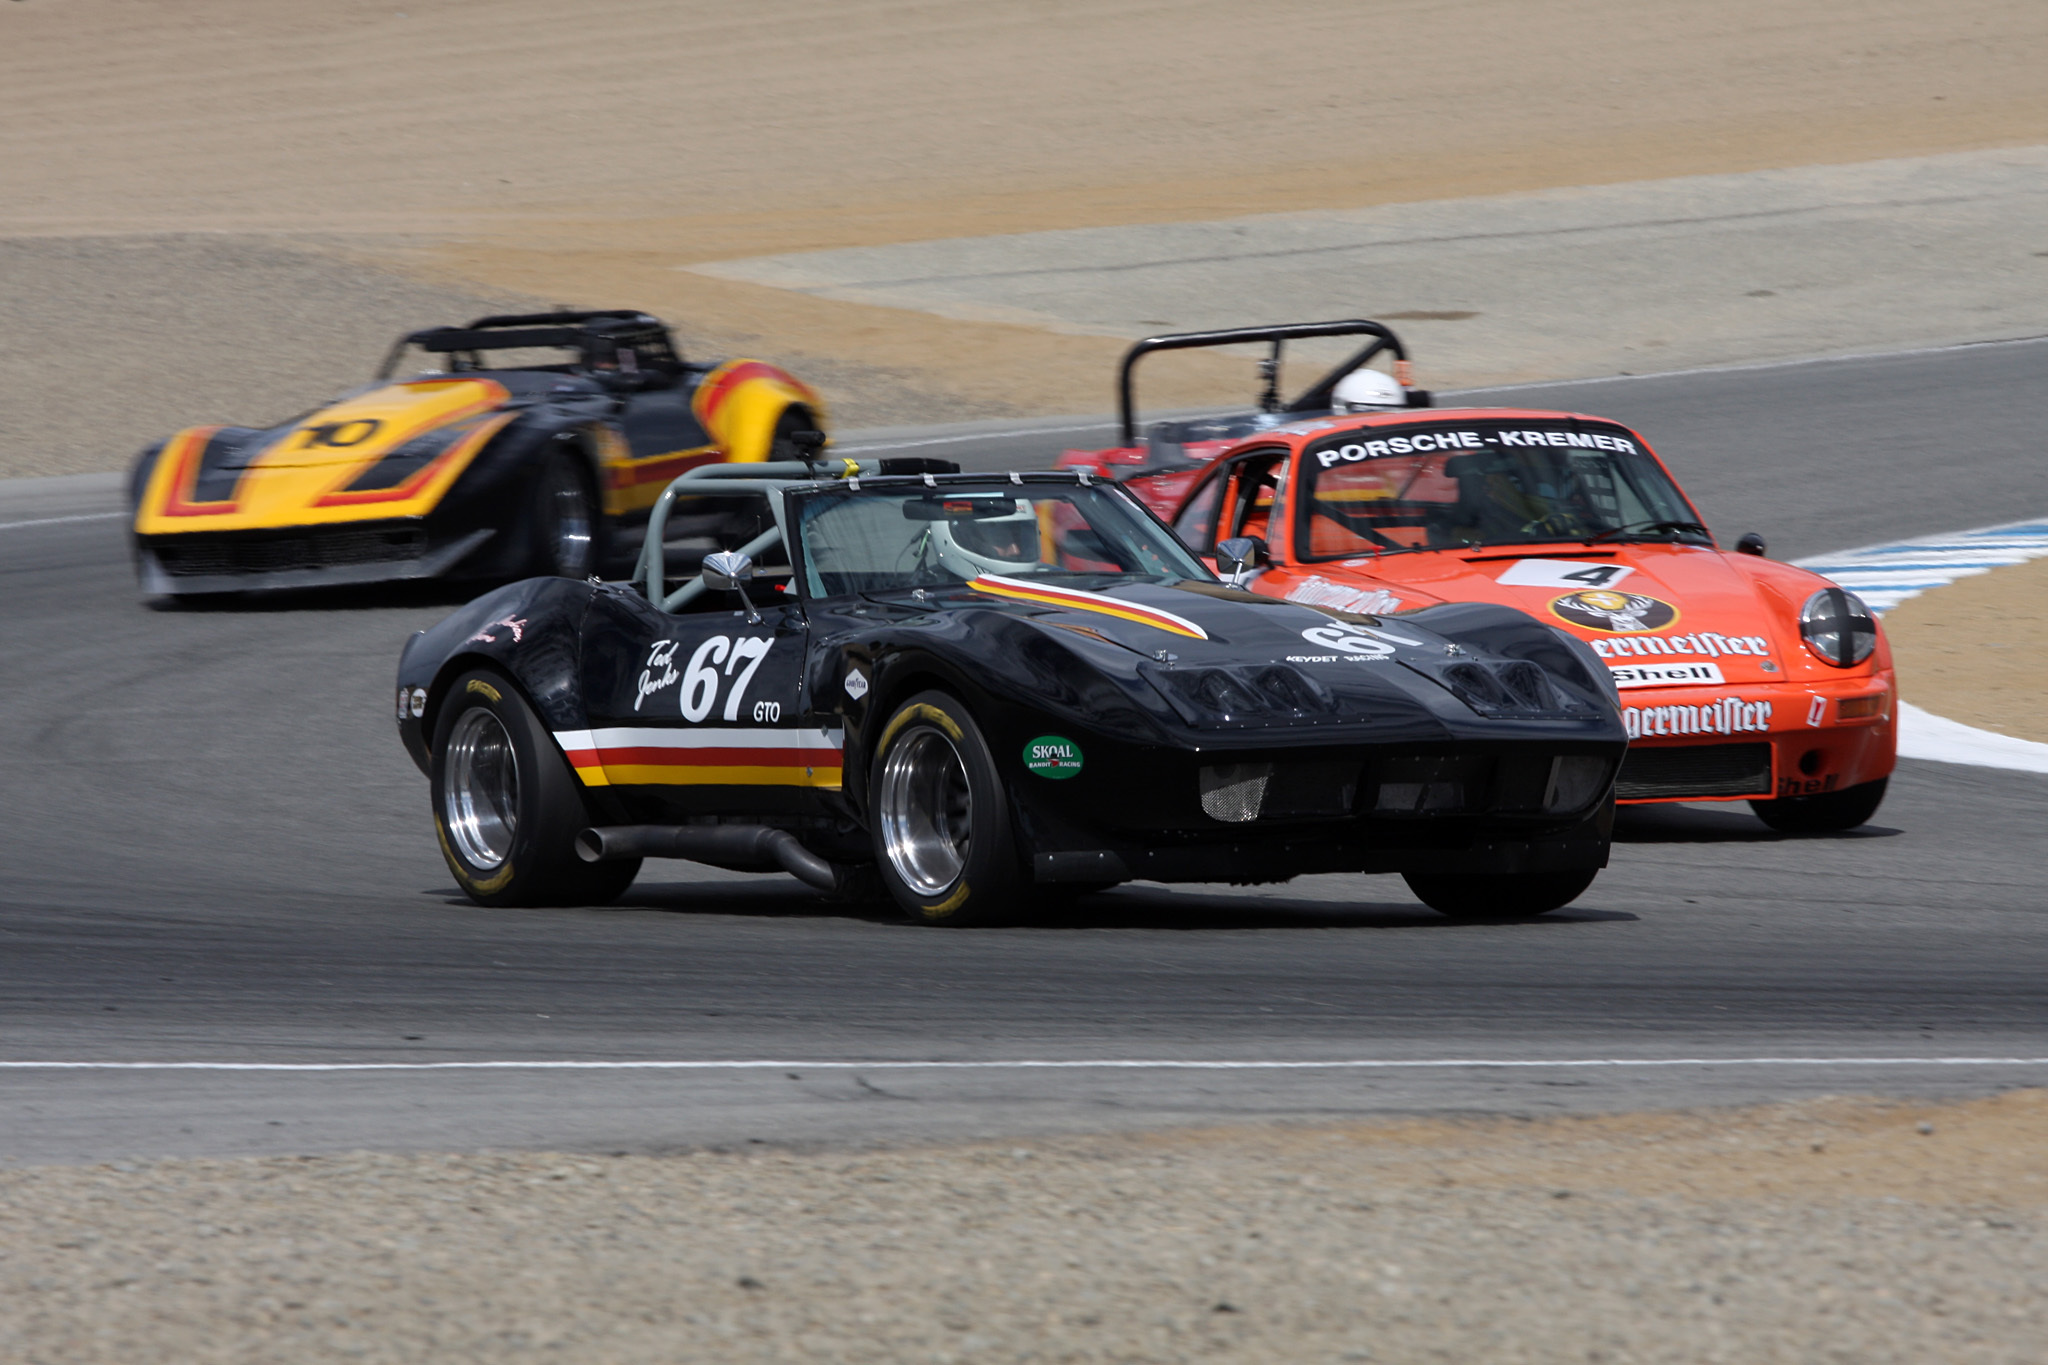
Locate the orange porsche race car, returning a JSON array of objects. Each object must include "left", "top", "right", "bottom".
[
  {"left": 1094, "top": 404, "right": 1895, "bottom": 833},
  {"left": 130, "top": 311, "right": 823, "bottom": 596}
]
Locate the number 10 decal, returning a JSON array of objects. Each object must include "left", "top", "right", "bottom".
[{"left": 678, "top": 635, "right": 775, "bottom": 722}]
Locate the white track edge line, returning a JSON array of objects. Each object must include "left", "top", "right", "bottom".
[
  {"left": 4, "top": 1057, "right": 2047, "bottom": 1072},
  {"left": 1449, "top": 332, "right": 2048, "bottom": 396},
  {"left": 0, "top": 511, "right": 125, "bottom": 532}
]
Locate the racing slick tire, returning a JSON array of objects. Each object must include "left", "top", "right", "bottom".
[
  {"left": 1749, "top": 777, "right": 1888, "bottom": 834},
  {"left": 869, "top": 690, "right": 1026, "bottom": 927},
  {"left": 1402, "top": 868, "right": 1598, "bottom": 921},
  {"left": 528, "top": 449, "right": 603, "bottom": 580},
  {"left": 431, "top": 668, "right": 641, "bottom": 907}
]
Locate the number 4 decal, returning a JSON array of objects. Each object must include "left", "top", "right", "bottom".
[{"left": 1495, "top": 559, "right": 1636, "bottom": 589}]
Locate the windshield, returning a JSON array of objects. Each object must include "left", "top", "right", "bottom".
[
  {"left": 1299, "top": 421, "right": 1705, "bottom": 558},
  {"left": 793, "top": 480, "right": 1213, "bottom": 597}
]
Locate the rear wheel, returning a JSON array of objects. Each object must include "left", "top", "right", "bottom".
[
  {"left": 1750, "top": 777, "right": 1888, "bottom": 833},
  {"left": 1402, "top": 868, "right": 1598, "bottom": 921},
  {"left": 432, "top": 668, "right": 640, "bottom": 907},
  {"left": 530, "top": 450, "right": 600, "bottom": 579},
  {"left": 869, "top": 690, "right": 1025, "bottom": 926}
]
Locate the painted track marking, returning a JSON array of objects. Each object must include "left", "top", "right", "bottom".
[
  {"left": 0, "top": 511, "right": 125, "bottom": 532},
  {"left": 5, "top": 1057, "right": 2048, "bottom": 1073}
]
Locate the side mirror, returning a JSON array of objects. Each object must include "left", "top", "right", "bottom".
[
  {"left": 701, "top": 551, "right": 762, "bottom": 623},
  {"left": 1214, "top": 535, "right": 1268, "bottom": 587},
  {"left": 1734, "top": 532, "right": 1768, "bottom": 557}
]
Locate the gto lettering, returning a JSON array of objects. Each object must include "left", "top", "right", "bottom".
[
  {"left": 752, "top": 699, "right": 782, "bottom": 723},
  {"left": 1622, "top": 697, "right": 1774, "bottom": 739}
]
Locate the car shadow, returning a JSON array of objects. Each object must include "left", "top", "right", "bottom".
[
  {"left": 441, "top": 878, "right": 1639, "bottom": 932},
  {"left": 1614, "top": 803, "right": 1902, "bottom": 845},
  {"left": 150, "top": 577, "right": 493, "bottom": 615}
]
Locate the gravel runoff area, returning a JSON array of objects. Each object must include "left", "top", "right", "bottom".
[{"left": 5, "top": 1090, "right": 2044, "bottom": 1363}]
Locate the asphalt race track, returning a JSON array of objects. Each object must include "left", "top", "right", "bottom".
[{"left": 3, "top": 339, "right": 2046, "bottom": 1166}]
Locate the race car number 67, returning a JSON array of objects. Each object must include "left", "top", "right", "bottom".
[{"left": 679, "top": 635, "right": 774, "bottom": 722}]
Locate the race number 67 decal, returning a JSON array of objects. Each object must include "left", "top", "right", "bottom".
[{"left": 678, "top": 635, "right": 775, "bottom": 722}]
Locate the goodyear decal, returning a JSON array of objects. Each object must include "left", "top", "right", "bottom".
[
  {"left": 968, "top": 574, "right": 1208, "bottom": 640},
  {"left": 552, "top": 726, "right": 844, "bottom": 789}
]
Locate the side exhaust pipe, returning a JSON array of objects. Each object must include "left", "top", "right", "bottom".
[{"left": 575, "top": 824, "right": 842, "bottom": 893}]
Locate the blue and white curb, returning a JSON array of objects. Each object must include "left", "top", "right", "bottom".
[{"left": 1795, "top": 518, "right": 2048, "bottom": 775}]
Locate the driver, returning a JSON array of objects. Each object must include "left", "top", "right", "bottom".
[
  {"left": 1331, "top": 368, "right": 1408, "bottom": 412},
  {"left": 924, "top": 505, "right": 1043, "bottom": 578}
]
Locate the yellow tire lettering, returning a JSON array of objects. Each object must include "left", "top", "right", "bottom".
[
  {"left": 435, "top": 814, "right": 516, "bottom": 894},
  {"left": 923, "top": 882, "right": 971, "bottom": 918},
  {"left": 466, "top": 679, "right": 502, "bottom": 702},
  {"left": 878, "top": 701, "right": 964, "bottom": 753}
]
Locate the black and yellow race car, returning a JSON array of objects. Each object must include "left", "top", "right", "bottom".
[{"left": 129, "top": 310, "right": 824, "bottom": 595}]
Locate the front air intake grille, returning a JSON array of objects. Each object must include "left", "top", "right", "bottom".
[
  {"left": 148, "top": 525, "right": 428, "bottom": 577},
  {"left": 1615, "top": 743, "right": 1772, "bottom": 800}
]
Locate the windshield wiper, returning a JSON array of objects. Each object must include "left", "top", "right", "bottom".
[{"left": 1584, "top": 519, "right": 1711, "bottom": 543}]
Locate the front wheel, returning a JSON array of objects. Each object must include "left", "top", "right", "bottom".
[
  {"left": 869, "top": 690, "right": 1025, "bottom": 926},
  {"left": 432, "top": 669, "right": 641, "bottom": 907},
  {"left": 1402, "top": 868, "right": 1597, "bottom": 921},
  {"left": 1750, "top": 777, "right": 1888, "bottom": 833}
]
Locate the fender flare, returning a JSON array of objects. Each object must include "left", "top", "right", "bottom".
[{"left": 690, "top": 359, "right": 825, "bottom": 464}]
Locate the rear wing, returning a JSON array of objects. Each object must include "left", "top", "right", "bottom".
[
  {"left": 375, "top": 310, "right": 679, "bottom": 379},
  {"left": 1115, "top": 319, "right": 1423, "bottom": 447}
]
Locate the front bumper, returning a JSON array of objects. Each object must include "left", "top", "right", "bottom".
[
  {"left": 1613, "top": 676, "right": 1896, "bottom": 802},
  {"left": 135, "top": 524, "right": 494, "bottom": 595}
]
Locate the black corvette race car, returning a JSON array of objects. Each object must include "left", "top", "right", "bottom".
[
  {"left": 130, "top": 310, "right": 822, "bottom": 595},
  {"left": 395, "top": 460, "right": 1628, "bottom": 924}
]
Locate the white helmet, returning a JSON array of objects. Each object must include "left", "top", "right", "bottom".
[
  {"left": 1331, "top": 368, "right": 1407, "bottom": 411},
  {"left": 928, "top": 504, "right": 1043, "bottom": 577}
]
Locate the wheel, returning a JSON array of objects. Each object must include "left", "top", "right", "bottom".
[
  {"left": 431, "top": 668, "right": 641, "bottom": 906},
  {"left": 1402, "top": 868, "right": 1598, "bottom": 921},
  {"left": 1750, "top": 777, "right": 1888, "bottom": 833},
  {"left": 868, "top": 690, "right": 1025, "bottom": 926},
  {"left": 529, "top": 449, "right": 600, "bottom": 579},
  {"left": 766, "top": 405, "right": 816, "bottom": 461}
]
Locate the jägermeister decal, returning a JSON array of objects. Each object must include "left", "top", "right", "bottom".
[{"left": 1023, "top": 735, "right": 1083, "bottom": 779}]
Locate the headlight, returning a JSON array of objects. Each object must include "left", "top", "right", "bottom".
[{"left": 1799, "top": 588, "right": 1877, "bottom": 667}]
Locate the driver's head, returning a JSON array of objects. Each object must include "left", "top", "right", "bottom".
[
  {"left": 1332, "top": 368, "right": 1407, "bottom": 412},
  {"left": 933, "top": 508, "right": 1041, "bottom": 575}
]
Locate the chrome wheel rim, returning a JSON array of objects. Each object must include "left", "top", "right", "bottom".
[
  {"left": 877, "top": 725, "right": 972, "bottom": 897},
  {"left": 444, "top": 707, "right": 519, "bottom": 869},
  {"left": 542, "top": 461, "right": 593, "bottom": 578}
]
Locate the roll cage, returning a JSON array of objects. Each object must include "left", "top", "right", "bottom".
[
  {"left": 631, "top": 460, "right": 1127, "bottom": 613},
  {"left": 1115, "top": 318, "right": 1429, "bottom": 447},
  {"left": 375, "top": 310, "right": 686, "bottom": 381}
]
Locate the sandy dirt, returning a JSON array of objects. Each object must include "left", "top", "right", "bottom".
[
  {"left": 1883, "top": 557, "right": 2048, "bottom": 745},
  {"left": 4, "top": 0, "right": 2045, "bottom": 436},
  {"left": 4, "top": 1090, "right": 2044, "bottom": 1363}
]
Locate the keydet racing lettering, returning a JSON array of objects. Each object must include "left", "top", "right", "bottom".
[
  {"left": 1589, "top": 632, "right": 1772, "bottom": 661},
  {"left": 1623, "top": 696, "right": 1773, "bottom": 740}
]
